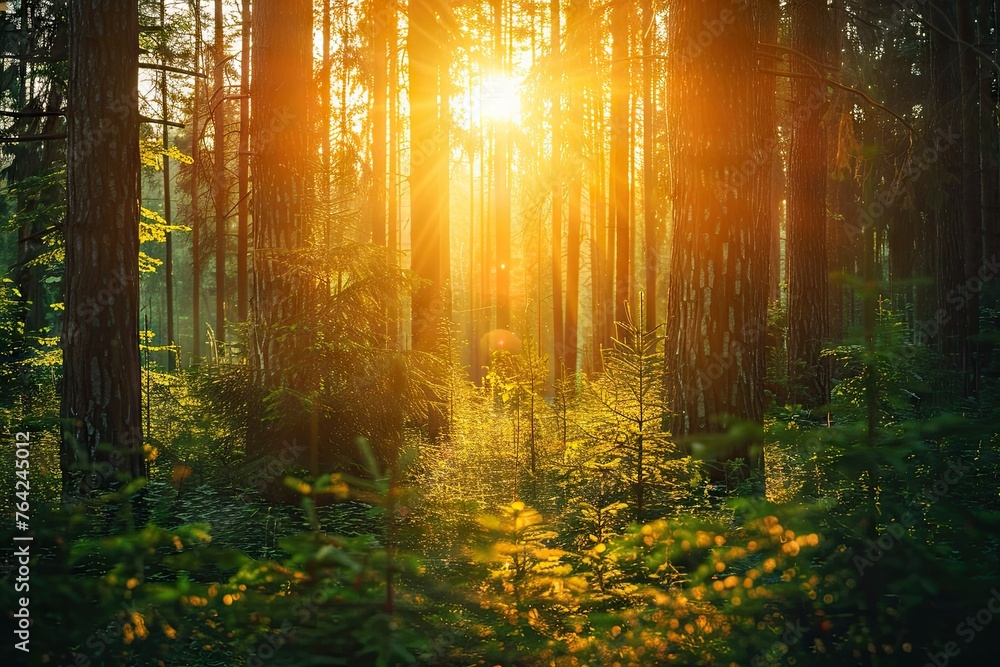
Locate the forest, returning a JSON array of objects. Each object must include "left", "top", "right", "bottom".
[{"left": 1, "top": 0, "right": 1000, "bottom": 664}]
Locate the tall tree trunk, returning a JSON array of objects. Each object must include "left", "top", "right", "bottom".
[
  {"left": 610, "top": 0, "right": 630, "bottom": 329},
  {"left": 930, "top": 0, "right": 966, "bottom": 379},
  {"left": 237, "top": 0, "right": 250, "bottom": 322},
  {"left": 982, "top": 2, "right": 999, "bottom": 269},
  {"left": 642, "top": 0, "right": 657, "bottom": 333},
  {"left": 980, "top": 0, "right": 999, "bottom": 375},
  {"left": 409, "top": 0, "right": 444, "bottom": 350},
  {"left": 250, "top": 0, "right": 315, "bottom": 392},
  {"left": 439, "top": 25, "right": 452, "bottom": 317},
  {"left": 371, "top": 0, "right": 388, "bottom": 339},
  {"left": 786, "top": 0, "right": 830, "bottom": 409},
  {"left": 162, "top": 0, "right": 176, "bottom": 370},
  {"left": 958, "top": 0, "right": 981, "bottom": 396},
  {"left": 62, "top": 0, "right": 144, "bottom": 493},
  {"left": 826, "top": 0, "right": 847, "bottom": 343},
  {"left": 191, "top": 0, "right": 203, "bottom": 360},
  {"left": 321, "top": 0, "right": 332, "bottom": 248},
  {"left": 372, "top": 1, "right": 388, "bottom": 252},
  {"left": 213, "top": 0, "right": 227, "bottom": 345},
  {"left": 563, "top": 0, "right": 586, "bottom": 376},
  {"left": 551, "top": 0, "right": 564, "bottom": 379},
  {"left": 493, "top": 0, "right": 511, "bottom": 332},
  {"left": 387, "top": 0, "right": 400, "bottom": 347},
  {"left": 665, "top": 0, "right": 772, "bottom": 484}
]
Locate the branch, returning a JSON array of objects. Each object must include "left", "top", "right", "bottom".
[
  {"left": 0, "top": 133, "right": 66, "bottom": 143},
  {"left": 757, "top": 42, "right": 840, "bottom": 72},
  {"left": 0, "top": 53, "right": 65, "bottom": 63},
  {"left": 890, "top": 0, "right": 1000, "bottom": 75},
  {"left": 760, "top": 68, "right": 917, "bottom": 138},
  {"left": 0, "top": 110, "right": 64, "bottom": 118},
  {"left": 139, "top": 63, "right": 207, "bottom": 79},
  {"left": 140, "top": 115, "right": 185, "bottom": 129},
  {"left": 19, "top": 225, "right": 61, "bottom": 245}
]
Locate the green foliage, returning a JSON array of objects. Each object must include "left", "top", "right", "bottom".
[{"left": 571, "top": 296, "right": 698, "bottom": 522}]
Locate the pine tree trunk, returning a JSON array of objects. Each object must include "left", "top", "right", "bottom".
[
  {"left": 438, "top": 29, "right": 452, "bottom": 317},
  {"left": 958, "top": 0, "right": 981, "bottom": 396},
  {"left": 980, "top": 1, "right": 999, "bottom": 374},
  {"left": 786, "top": 0, "right": 830, "bottom": 409},
  {"left": 249, "top": 0, "right": 315, "bottom": 388},
  {"left": 642, "top": 0, "right": 657, "bottom": 333},
  {"left": 664, "top": 0, "right": 772, "bottom": 484},
  {"left": 930, "top": 0, "right": 966, "bottom": 378},
  {"left": 387, "top": 0, "right": 400, "bottom": 347},
  {"left": 213, "top": 0, "right": 227, "bottom": 345},
  {"left": 551, "top": 0, "right": 564, "bottom": 379},
  {"left": 610, "top": 0, "right": 630, "bottom": 328},
  {"left": 237, "top": 0, "right": 250, "bottom": 323},
  {"left": 62, "top": 0, "right": 144, "bottom": 494},
  {"left": 563, "top": 0, "right": 587, "bottom": 377},
  {"left": 372, "top": 1, "right": 388, "bottom": 252},
  {"left": 191, "top": 0, "right": 203, "bottom": 360},
  {"left": 410, "top": 0, "right": 444, "bottom": 350},
  {"left": 161, "top": 0, "right": 177, "bottom": 370}
]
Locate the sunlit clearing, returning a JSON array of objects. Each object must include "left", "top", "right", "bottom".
[{"left": 479, "top": 74, "right": 522, "bottom": 123}]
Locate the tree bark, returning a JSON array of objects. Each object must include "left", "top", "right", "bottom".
[
  {"left": 213, "top": 0, "right": 228, "bottom": 344},
  {"left": 157, "top": 0, "right": 176, "bottom": 371},
  {"left": 387, "top": 0, "right": 400, "bottom": 347},
  {"left": 786, "top": 0, "right": 830, "bottom": 409},
  {"left": 664, "top": 0, "right": 773, "bottom": 484},
  {"left": 409, "top": 0, "right": 444, "bottom": 350},
  {"left": 191, "top": 0, "right": 203, "bottom": 360},
  {"left": 551, "top": 0, "right": 564, "bottom": 379},
  {"left": 249, "top": 0, "right": 315, "bottom": 387},
  {"left": 610, "top": 0, "right": 630, "bottom": 329},
  {"left": 642, "top": 0, "right": 657, "bottom": 333},
  {"left": 237, "top": 0, "right": 250, "bottom": 323},
  {"left": 62, "top": 0, "right": 144, "bottom": 494},
  {"left": 563, "top": 0, "right": 587, "bottom": 377},
  {"left": 930, "top": 0, "right": 966, "bottom": 379},
  {"left": 958, "top": 0, "right": 981, "bottom": 396}
]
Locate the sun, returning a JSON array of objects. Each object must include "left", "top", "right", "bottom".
[{"left": 478, "top": 74, "right": 522, "bottom": 123}]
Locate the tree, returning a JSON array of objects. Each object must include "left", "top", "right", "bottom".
[
  {"left": 61, "top": 0, "right": 144, "bottom": 493},
  {"left": 957, "top": 0, "right": 982, "bottom": 396},
  {"left": 409, "top": 0, "right": 445, "bottom": 351},
  {"left": 236, "top": 0, "right": 250, "bottom": 323},
  {"left": 213, "top": 0, "right": 228, "bottom": 345},
  {"left": 664, "top": 0, "right": 774, "bottom": 484},
  {"left": 190, "top": 0, "right": 204, "bottom": 360},
  {"left": 786, "top": 0, "right": 830, "bottom": 409},
  {"left": 550, "top": 0, "right": 563, "bottom": 379},
  {"left": 492, "top": 0, "right": 511, "bottom": 333},
  {"left": 610, "top": 0, "right": 630, "bottom": 329},
  {"left": 929, "top": 0, "right": 966, "bottom": 384},
  {"left": 594, "top": 296, "right": 672, "bottom": 520},
  {"left": 248, "top": 0, "right": 315, "bottom": 439},
  {"left": 641, "top": 0, "right": 657, "bottom": 333},
  {"left": 562, "top": 0, "right": 587, "bottom": 377}
]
